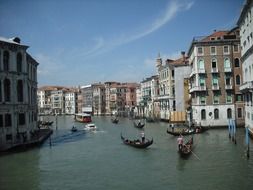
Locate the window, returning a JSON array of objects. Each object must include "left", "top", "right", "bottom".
[
  {"left": 234, "top": 58, "right": 240, "bottom": 67},
  {"left": 214, "top": 109, "right": 219, "bottom": 119},
  {"left": 236, "top": 94, "right": 243, "bottom": 102},
  {"left": 234, "top": 44, "right": 239, "bottom": 52},
  {"left": 199, "top": 76, "right": 205, "bottom": 86},
  {"left": 5, "top": 114, "right": 12, "bottom": 127},
  {"left": 17, "top": 80, "right": 23, "bottom": 102},
  {"left": 224, "top": 58, "right": 231, "bottom": 68},
  {"left": 198, "top": 59, "right": 205, "bottom": 69},
  {"left": 225, "top": 76, "right": 231, "bottom": 85},
  {"left": 237, "top": 108, "right": 242, "bottom": 118},
  {"left": 3, "top": 51, "right": 9, "bottom": 71},
  {"left": 226, "top": 92, "right": 232, "bottom": 103},
  {"left": 201, "top": 109, "right": 206, "bottom": 120},
  {"left": 200, "top": 95, "right": 206, "bottom": 104},
  {"left": 4, "top": 78, "right": 11, "bottom": 102},
  {"left": 18, "top": 113, "right": 26, "bottom": 125},
  {"left": 227, "top": 108, "right": 232, "bottom": 119},
  {"left": 236, "top": 75, "right": 241, "bottom": 85},
  {"left": 17, "top": 53, "right": 22, "bottom": 72},
  {"left": 223, "top": 46, "right": 229, "bottom": 54},
  {"left": 212, "top": 75, "right": 218, "bottom": 86},
  {"left": 211, "top": 58, "right": 217, "bottom": 69},
  {"left": 197, "top": 47, "right": 203, "bottom": 55},
  {"left": 213, "top": 92, "right": 219, "bottom": 104},
  {"left": 210, "top": 46, "right": 216, "bottom": 55}
]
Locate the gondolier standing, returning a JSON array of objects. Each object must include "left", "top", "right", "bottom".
[
  {"left": 177, "top": 134, "right": 184, "bottom": 150},
  {"left": 141, "top": 131, "right": 145, "bottom": 143}
]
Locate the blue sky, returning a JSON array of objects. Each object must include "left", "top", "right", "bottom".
[{"left": 0, "top": 0, "right": 244, "bottom": 87}]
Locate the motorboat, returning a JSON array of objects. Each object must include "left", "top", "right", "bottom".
[{"left": 84, "top": 123, "right": 97, "bottom": 130}]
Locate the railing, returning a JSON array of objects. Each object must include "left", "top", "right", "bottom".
[
  {"left": 225, "top": 84, "right": 233, "bottom": 90},
  {"left": 212, "top": 84, "right": 220, "bottom": 90},
  {"left": 224, "top": 67, "right": 232, "bottom": 72},
  {"left": 197, "top": 68, "right": 206, "bottom": 74},
  {"left": 189, "top": 85, "right": 206, "bottom": 93},
  {"left": 239, "top": 81, "right": 253, "bottom": 91},
  {"left": 211, "top": 68, "right": 218, "bottom": 73}
]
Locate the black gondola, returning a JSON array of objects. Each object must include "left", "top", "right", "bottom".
[
  {"left": 167, "top": 126, "right": 208, "bottom": 136},
  {"left": 121, "top": 134, "right": 153, "bottom": 148},
  {"left": 111, "top": 118, "right": 119, "bottom": 124},
  {"left": 178, "top": 136, "right": 193, "bottom": 157},
  {"left": 133, "top": 121, "right": 145, "bottom": 129}
]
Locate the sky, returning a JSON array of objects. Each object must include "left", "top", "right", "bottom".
[{"left": 0, "top": 0, "right": 244, "bottom": 87}]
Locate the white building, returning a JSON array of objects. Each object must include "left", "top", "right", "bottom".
[
  {"left": 65, "top": 90, "right": 76, "bottom": 115},
  {"left": 0, "top": 37, "right": 38, "bottom": 150},
  {"left": 238, "top": 0, "right": 253, "bottom": 134}
]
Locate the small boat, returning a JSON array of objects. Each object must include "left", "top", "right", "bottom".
[
  {"left": 133, "top": 121, "right": 145, "bottom": 129},
  {"left": 39, "top": 121, "right": 54, "bottom": 126},
  {"left": 84, "top": 123, "right": 97, "bottom": 130},
  {"left": 111, "top": 118, "right": 119, "bottom": 124},
  {"left": 167, "top": 125, "right": 208, "bottom": 136},
  {"left": 121, "top": 134, "right": 153, "bottom": 148},
  {"left": 178, "top": 136, "right": 193, "bottom": 157},
  {"left": 71, "top": 126, "right": 77, "bottom": 132}
]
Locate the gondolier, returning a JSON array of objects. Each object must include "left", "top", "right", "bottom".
[
  {"left": 177, "top": 134, "right": 184, "bottom": 150},
  {"left": 141, "top": 131, "right": 145, "bottom": 143}
]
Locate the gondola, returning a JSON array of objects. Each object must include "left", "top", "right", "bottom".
[
  {"left": 121, "top": 134, "right": 153, "bottom": 148},
  {"left": 167, "top": 126, "right": 208, "bottom": 136},
  {"left": 133, "top": 121, "right": 145, "bottom": 129},
  {"left": 111, "top": 118, "right": 119, "bottom": 124},
  {"left": 178, "top": 136, "right": 193, "bottom": 157}
]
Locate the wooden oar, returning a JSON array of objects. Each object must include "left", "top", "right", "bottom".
[{"left": 191, "top": 150, "right": 201, "bottom": 161}]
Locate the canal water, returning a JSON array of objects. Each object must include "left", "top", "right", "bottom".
[{"left": 0, "top": 116, "right": 253, "bottom": 190}]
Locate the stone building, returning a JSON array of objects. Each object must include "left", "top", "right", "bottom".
[
  {"left": 188, "top": 28, "right": 243, "bottom": 127},
  {"left": 0, "top": 37, "right": 38, "bottom": 150},
  {"left": 238, "top": 0, "right": 253, "bottom": 134}
]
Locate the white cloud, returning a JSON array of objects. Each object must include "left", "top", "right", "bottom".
[{"left": 77, "top": 0, "right": 194, "bottom": 58}]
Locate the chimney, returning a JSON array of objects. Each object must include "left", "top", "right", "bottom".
[{"left": 13, "top": 37, "right": 21, "bottom": 44}]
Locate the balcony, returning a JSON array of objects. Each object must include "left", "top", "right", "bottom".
[
  {"left": 197, "top": 68, "right": 206, "bottom": 74},
  {"left": 240, "top": 81, "right": 253, "bottom": 92},
  {"left": 212, "top": 84, "right": 220, "bottom": 90},
  {"left": 189, "top": 85, "right": 207, "bottom": 93},
  {"left": 225, "top": 84, "right": 233, "bottom": 90},
  {"left": 224, "top": 67, "right": 232, "bottom": 73},
  {"left": 211, "top": 67, "right": 218, "bottom": 73}
]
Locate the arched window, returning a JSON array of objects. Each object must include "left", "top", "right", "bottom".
[
  {"left": 3, "top": 51, "right": 9, "bottom": 71},
  {"left": 236, "top": 75, "right": 241, "bottom": 85},
  {"left": 198, "top": 59, "right": 205, "bottom": 69},
  {"left": 17, "top": 53, "right": 22, "bottom": 72},
  {"left": 234, "top": 58, "right": 240, "bottom": 67},
  {"left": 214, "top": 109, "right": 219, "bottom": 119},
  {"left": 224, "top": 58, "right": 231, "bottom": 68},
  {"left": 17, "top": 80, "right": 23, "bottom": 102},
  {"left": 4, "top": 78, "right": 11, "bottom": 102},
  {"left": 211, "top": 58, "right": 217, "bottom": 68},
  {"left": 227, "top": 108, "right": 232, "bottom": 119},
  {"left": 201, "top": 109, "right": 206, "bottom": 120}
]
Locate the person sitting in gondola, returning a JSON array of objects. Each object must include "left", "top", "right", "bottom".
[{"left": 177, "top": 134, "right": 184, "bottom": 150}]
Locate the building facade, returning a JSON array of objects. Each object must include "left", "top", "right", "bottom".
[
  {"left": 0, "top": 37, "right": 38, "bottom": 150},
  {"left": 92, "top": 83, "right": 106, "bottom": 115},
  {"left": 188, "top": 28, "right": 243, "bottom": 127},
  {"left": 238, "top": 0, "right": 253, "bottom": 134}
]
